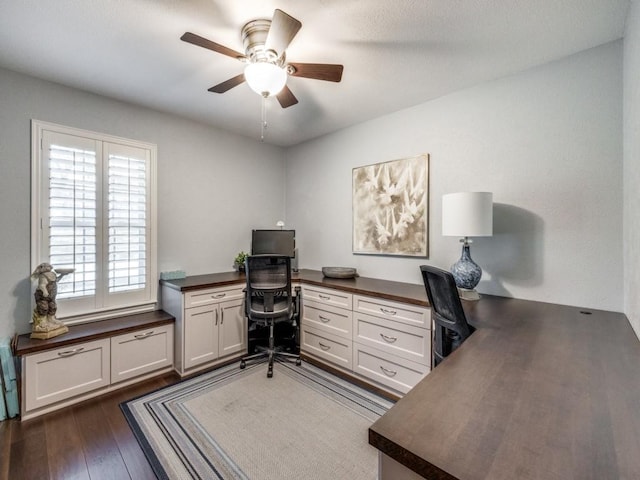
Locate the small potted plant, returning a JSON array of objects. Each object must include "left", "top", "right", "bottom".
[{"left": 234, "top": 251, "right": 249, "bottom": 272}]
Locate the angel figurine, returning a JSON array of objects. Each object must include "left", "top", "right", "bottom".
[{"left": 30, "top": 263, "right": 74, "bottom": 339}]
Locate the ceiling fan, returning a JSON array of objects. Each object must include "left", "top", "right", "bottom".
[{"left": 181, "top": 9, "right": 344, "bottom": 108}]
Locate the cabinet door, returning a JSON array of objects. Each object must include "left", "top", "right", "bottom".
[
  {"left": 24, "top": 338, "right": 110, "bottom": 412},
  {"left": 110, "top": 324, "right": 174, "bottom": 383},
  {"left": 218, "top": 298, "right": 247, "bottom": 358},
  {"left": 184, "top": 304, "right": 219, "bottom": 369}
]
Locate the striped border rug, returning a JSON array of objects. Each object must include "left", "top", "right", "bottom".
[{"left": 121, "top": 360, "right": 394, "bottom": 479}]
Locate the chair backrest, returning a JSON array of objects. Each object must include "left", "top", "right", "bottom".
[
  {"left": 245, "top": 255, "right": 293, "bottom": 321},
  {"left": 420, "top": 265, "right": 475, "bottom": 367}
]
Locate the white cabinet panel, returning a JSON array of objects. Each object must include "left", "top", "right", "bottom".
[
  {"left": 353, "top": 295, "right": 430, "bottom": 329},
  {"left": 301, "top": 325, "right": 353, "bottom": 370},
  {"left": 354, "top": 312, "right": 431, "bottom": 366},
  {"left": 184, "top": 304, "right": 219, "bottom": 369},
  {"left": 353, "top": 343, "right": 429, "bottom": 394},
  {"left": 24, "top": 338, "right": 110, "bottom": 411},
  {"left": 303, "top": 285, "right": 353, "bottom": 310},
  {"left": 111, "top": 324, "right": 174, "bottom": 384},
  {"left": 302, "top": 299, "right": 353, "bottom": 338},
  {"left": 219, "top": 298, "right": 247, "bottom": 358},
  {"left": 185, "top": 285, "right": 244, "bottom": 309}
]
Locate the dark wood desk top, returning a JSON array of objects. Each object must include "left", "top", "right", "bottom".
[
  {"left": 15, "top": 310, "right": 174, "bottom": 356},
  {"left": 161, "top": 268, "right": 429, "bottom": 307},
  {"left": 369, "top": 295, "right": 640, "bottom": 479}
]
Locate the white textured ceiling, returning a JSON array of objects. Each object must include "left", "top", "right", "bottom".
[{"left": 0, "top": 0, "right": 630, "bottom": 146}]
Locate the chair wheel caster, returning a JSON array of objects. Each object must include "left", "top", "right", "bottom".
[
  {"left": 296, "top": 358, "right": 302, "bottom": 366},
  {"left": 240, "top": 360, "right": 246, "bottom": 369},
  {"left": 267, "top": 365, "right": 273, "bottom": 378}
]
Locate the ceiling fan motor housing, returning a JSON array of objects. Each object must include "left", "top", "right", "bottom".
[{"left": 241, "top": 19, "right": 283, "bottom": 65}]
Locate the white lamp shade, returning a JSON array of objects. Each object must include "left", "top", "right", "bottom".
[
  {"left": 442, "top": 192, "right": 493, "bottom": 237},
  {"left": 244, "top": 62, "right": 287, "bottom": 97}
]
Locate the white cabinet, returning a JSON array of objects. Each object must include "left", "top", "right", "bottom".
[
  {"left": 24, "top": 338, "right": 111, "bottom": 412},
  {"left": 162, "top": 284, "right": 247, "bottom": 376},
  {"left": 111, "top": 323, "right": 174, "bottom": 383},
  {"left": 352, "top": 295, "right": 431, "bottom": 394},
  {"left": 301, "top": 286, "right": 431, "bottom": 396},
  {"left": 21, "top": 319, "right": 176, "bottom": 419},
  {"left": 301, "top": 286, "right": 354, "bottom": 371}
]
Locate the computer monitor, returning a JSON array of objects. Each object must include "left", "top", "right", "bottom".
[{"left": 251, "top": 229, "right": 296, "bottom": 257}]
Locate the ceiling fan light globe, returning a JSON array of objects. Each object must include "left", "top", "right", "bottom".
[{"left": 244, "top": 62, "right": 287, "bottom": 97}]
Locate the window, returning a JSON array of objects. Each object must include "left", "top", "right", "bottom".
[{"left": 31, "top": 120, "right": 157, "bottom": 323}]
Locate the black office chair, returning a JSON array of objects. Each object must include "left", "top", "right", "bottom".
[
  {"left": 420, "top": 265, "right": 475, "bottom": 367},
  {"left": 239, "top": 255, "right": 301, "bottom": 377}
]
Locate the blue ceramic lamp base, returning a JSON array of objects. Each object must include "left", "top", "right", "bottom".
[{"left": 451, "top": 239, "right": 482, "bottom": 301}]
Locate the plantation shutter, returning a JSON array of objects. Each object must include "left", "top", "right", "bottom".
[
  {"left": 35, "top": 122, "right": 156, "bottom": 322},
  {"left": 107, "top": 147, "right": 148, "bottom": 294},
  {"left": 43, "top": 132, "right": 100, "bottom": 302}
]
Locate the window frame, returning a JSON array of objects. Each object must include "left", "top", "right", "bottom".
[{"left": 31, "top": 120, "right": 158, "bottom": 324}]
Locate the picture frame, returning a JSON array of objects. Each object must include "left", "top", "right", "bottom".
[{"left": 352, "top": 154, "right": 429, "bottom": 257}]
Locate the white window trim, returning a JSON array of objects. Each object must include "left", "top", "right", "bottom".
[{"left": 31, "top": 120, "right": 158, "bottom": 325}]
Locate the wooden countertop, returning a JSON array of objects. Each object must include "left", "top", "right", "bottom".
[
  {"left": 369, "top": 295, "right": 640, "bottom": 479},
  {"left": 15, "top": 310, "right": 175, "bottom": 356},
  {"left": 160, "top": 268, "right": 429, "bottom": 307}
]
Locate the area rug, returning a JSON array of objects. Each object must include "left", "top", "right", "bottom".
[{"left": 121, "top": 360, "right": 394, "bottom": 480}]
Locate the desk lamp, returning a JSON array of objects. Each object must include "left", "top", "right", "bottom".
[{"left": 442, "top": 192, "right": 493, "bottom": 300}]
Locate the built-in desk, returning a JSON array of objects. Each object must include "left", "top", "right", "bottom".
[
  {"left": 369, "top": 295, "right": 640, "bottom": 479},
  {"left": 161, "top": 269, "right": 432, "bottom": 393}
]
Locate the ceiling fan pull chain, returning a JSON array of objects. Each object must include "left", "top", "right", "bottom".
[{"left": 260, "top": 94, "right": 268, "bottom": 142}]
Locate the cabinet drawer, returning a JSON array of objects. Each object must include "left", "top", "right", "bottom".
[
  {"left": 353, "top": 295, "right": 430, "bottom": 329},
  {"left": 110, "top": 324, "right": 174, "bottom": 384},
  {"left": 353, "top": 344, "right": 429, "bottom": 394},
  {"left": 302, "top": 299, "right": 352, "bottom": 339},
  {"left": 303, "top": 286, "right": 353, "bottom": 310},
  {"left": 354, "top": 312, "right": 431, "bottom": 366},
  {"left": 301, "top": 325, "right": 352, "bottom": 370},
  {"left": 185, "top": 285, "right": 245, "bottom": 308},
  {"left": 24, "top": 338, "right": 110, "bottom": 411}
]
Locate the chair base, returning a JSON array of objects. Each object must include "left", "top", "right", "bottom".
[{"left": 240, "top": 346, "right": 301, "bottom": 377}]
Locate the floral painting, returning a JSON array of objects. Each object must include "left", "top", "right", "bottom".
[{"left": 352, "top": 154, "right": 429, "bottom": 256}]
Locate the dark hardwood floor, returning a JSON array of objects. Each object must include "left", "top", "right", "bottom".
[{"left": 0, "top": 372, "right": 180, "bottom": 480}]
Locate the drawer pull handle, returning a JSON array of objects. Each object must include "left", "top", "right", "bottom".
[
  {"left": 215, "top": 310, "right": 219, "bottom": 326},
  {"left": 380, "top": 333, "right": 398, "bottom": 343},
  {"left": 319, "top": 294, "right": 331, "bottom": 300},
  {"left": 318, "top": 342, "right": 331, "bottom": 351},
  {"left": 380, "top": 308, "right": 397, "bottom": 316},
  {"left": 380, "top": 366, "right": 398, "bottom": 377},
  {"left": 57, "top": 347, "right": 84, "bottom": 357},
  {"left": 319, "top": 315, "right": 331, "bottom": 323},
  {"left": 134, "top": 331, "right": 154, "bottom": 339},
  {"left": 220, "top": 309, "right": 224, "bottom": 324},
  {"left": 212, "top": 293, "right": 226, "bottom": 299}
]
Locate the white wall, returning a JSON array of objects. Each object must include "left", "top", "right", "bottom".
[
  {"left": 286, "top": 41, "right": 623, "bottom": 312},
  {"left": 624, "top": 0, "right": 640, "bottom": 338},
  {"left": 0, "top": 68, "right": 285, "bottom": 337}
]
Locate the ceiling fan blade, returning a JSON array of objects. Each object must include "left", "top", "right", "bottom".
[
  {"left": 181, "top": 32, "right": 244, "bottom": 60},
  {"left": 208, "top": 73, "right": 246, "bottom": 93},
  {"left": 287, "top": 63, "right": 344, "bottom": 82},
  {"left": 265, "top": 9, "right": 302, "bottom": 56},
  {"left": 276, "top": 85, "right": 299, "bottom": 108}
]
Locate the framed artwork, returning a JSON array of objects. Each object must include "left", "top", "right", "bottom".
[{"left": 352, "top": 154, "right": 429, "bottom": 257}]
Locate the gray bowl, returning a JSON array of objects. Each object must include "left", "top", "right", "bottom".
[{"left": 322, "top": 267, "right": 358, "bottom": 279}]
